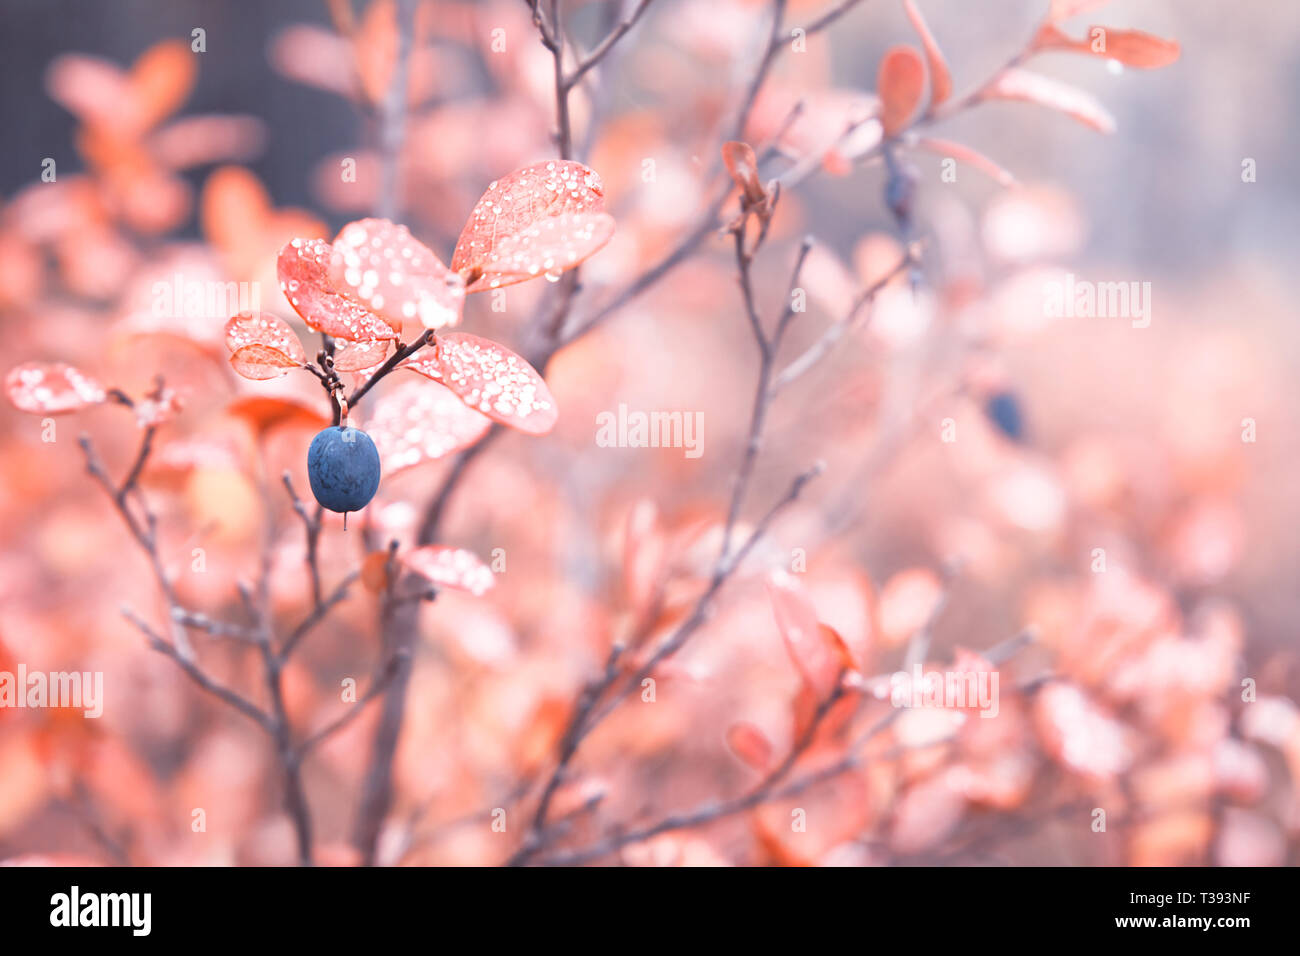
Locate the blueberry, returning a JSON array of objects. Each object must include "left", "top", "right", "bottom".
[
  {"left": 985, "top": 390, "right": 1025, "bottom": 442},
  {"left": 307, "top": 425, "right": 381, "bottom": 518}
]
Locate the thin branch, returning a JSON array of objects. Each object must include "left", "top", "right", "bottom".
[
  {"left": 346, "top": 329, "right": 434, "bottom": 408},
  {"left": 564, "top": 0, "right": 654, "bottom": 91},
  {"left": 121, "top": 607, "right": 270, "bottom": 731},
  {"left": 297, "top": 650, "right": 410, "bottom": 757}
]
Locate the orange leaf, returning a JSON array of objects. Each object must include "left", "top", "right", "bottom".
[
  {"left": 224, "top": 311, "right": 306, "bottom": 363},
  {"left": 333, "top": 338, "right": 390, "bottom": 372},
  {"left": 902, "top": 0, "right": 952, "bottom": 107},
  {"left": 129, "top": 40, "right": 196, "bottom": 131},
  {"left": 229, "top": 343, "right": 300, "bottom": 380},
  {"left": 726, "top": 723, "right": 774, "bottom": 772},
  {"left": 877, "top": 46, "right": 926, "bottom": 137},
  {"left": 981, "top": 68, "right": 1115, "bottom": 133},
  {"left": 766, "top": 570, "right": 841, "bottom": 699},
  {"left": 1034, "top": 24, "right": 1180, "bottom": 69}
]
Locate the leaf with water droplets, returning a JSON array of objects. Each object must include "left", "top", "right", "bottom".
[
  {"left": 230, "top": 343, "right": 300, "bottom": 380},
  {"left": 223, "top": 311, "right": 306, "bottom": 363},
  {"left": 367, "top": 378, "right": 492, "bottom": 474},
  {"left": 330, "top": 218, "right": 465, "bottom": 331},
  {"left": 451, "top": 160, "right": 610, "bottom": 291},
  {"left": 333, "top": 338, "right": 390, "bottom": 372},
  {"left": 469, "top": 213, "right": 614, "bottom": 290},
  {"left": 434, "top": 332, "right": 558, "bottom": 435},
  {"left": 401, "top": 545, "right": 496, "bottom": 596},
  {"left": 395, "top": 351, "right": 442, "bottom": 381},
  {"left": 277, "top": 237, "right": 399, "bottom": 341},
  {"left": 5, "top": 362, "right": 107, "bottom": 414}
]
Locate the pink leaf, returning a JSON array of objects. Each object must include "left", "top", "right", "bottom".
[
  {"left": 726, "top": 723, "right": 774, "bottom": 772},
  {"left": 5, "top": 362, "right": 107, "bottom": 414},
  {"left": 877, "top": 46, "right": 926, "bottom": 137},
  {"left": 766, "top": 570, "right": 841, "bottom": 699},
  {"left": 1034, "top": 683, "right": 1133, "bottom": 783},
  {"left": 395, "top": 352, "right": 442, "bottom": 381},
  {"left": 329, "top": 218, "right": 465, "bottom": 331},
  {"left": 277, "top": 238, "right": 399, "bottom": 341},
  {"left": 451, "top": 161, "right": 610, "bottom": 291},
  {"left": 366, "top": 378, "right": 492, "bottom": 474},
  {"left": 223, "top": 311, "right": 306, "bottom": 363},
  {"left": 981, "top": 68, "right": 1115, "bottom": 133},
  {"left": 914, "top": 137, "right": 1016, "bottom": 186},
  {"left": 1047, "top": 0, "right": 1113, "bottom": 23},
  {"left": 1033, "top": 24, "right": 1180, "bottom": 69},
  {"left": 902, "top": 0, "right": 953, "bottom": 107},
  {"left": 434, "top": 332, "right": 559, "bottom": 435},
  {"left": 229, "top": 343, "right": 300, "bottom": 380},
  {"left": 468, "top": 213, "right": 615, "bottom": 292},
  {"left": 401, "top": 545, "right": 496, "bottom": 596},
  {"left": 721, "top": 141, "right": 766, "bottom": 204},
  {"left": 333, "top": 338, "right": 390, "bottom": 372}
]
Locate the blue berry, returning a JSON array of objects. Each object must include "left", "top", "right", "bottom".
[
  {"left": 307, "top": 425, "right": 381, "bottom": 517},
  {"left": 985, "top": 390, "right": 1025, "bottom": 442}
]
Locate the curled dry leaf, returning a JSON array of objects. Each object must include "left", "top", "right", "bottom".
[
  {"left": 766, "top": 570, "right": 841, "bottom": 699},
  {"left": 277, "top": 238, "right": 400, "bottom": 341},
  {"left": 726, "top": 722, "right": 774, "bottom": 772},
  {"left": 223, "top": 311, "right": 306, "bottom": 363},
  {"left": 229, "top": 343, "right": 301, "bottom": 380},
  {"left": 450, "top": 160, "right": 610, "bottom": 291},
  {"left": 401, "top": 545, "right": 495, "bottom": 597},
  {"left": 877, "top": 46, "right": 926, "bottom": 137},
  {"left": 1033, "top": 24, "right": 1180, "bottom": 70},
  {"left": 5, "top": 362, "right": 107, "bottom": 414},
  {"left": 902, "top": 0, "right": 952, "bottom": 107},
  {"left": 981, "top": 68, "right": 1115, "bottom": 134},
  {"left": 721, "top": 141, "right": 766, "bottom": 206},
  {"left": 329, "top": 218, "right": 465, "bottom": 331},
  {"left": 434, "top": 332, "right": 558, "bottom": 435},
  {"left": 367, "top": 378, "right": 492, "bottom": 474},
  {"left": 332, "top": 338, "right": 390, "bottom": 372}
]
